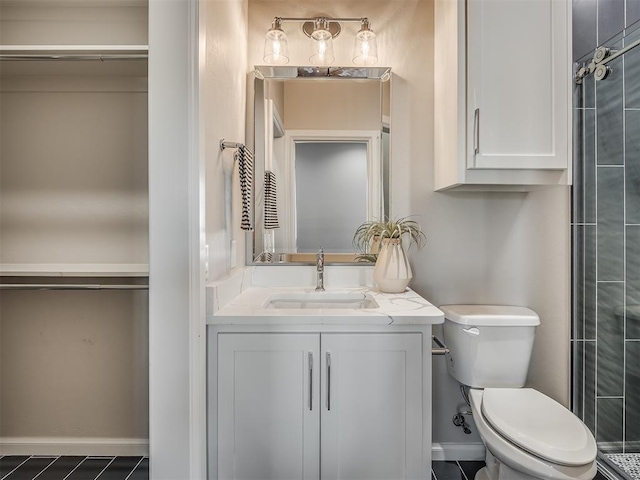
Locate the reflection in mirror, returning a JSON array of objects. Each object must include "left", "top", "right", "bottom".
[
  {"left": 250, "top": 66, "right": 391, "bottom": 264},
  {"left": 295, "top": 141, "right": 368, "bottom": 253}
]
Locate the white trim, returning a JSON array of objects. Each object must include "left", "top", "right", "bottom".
[
  {"left": 189, "top": 0, "right": 206, "bottom": 478},
  {"left": 0, "top": 437, "right": 149, "bottom": 456},
  {"left": 431, "top": 442, "right": 486, "bottom": 461}
]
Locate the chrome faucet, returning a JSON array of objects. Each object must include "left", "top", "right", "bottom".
[{"left": 315, "top": 247, "right": 325, "bottom": 291}]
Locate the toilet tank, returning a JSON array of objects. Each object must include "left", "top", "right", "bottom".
[{"left": 440, "top": 305, "right": 540, "bottom": 388}]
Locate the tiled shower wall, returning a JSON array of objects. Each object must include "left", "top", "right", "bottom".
[{"left": 573, "top": 0, "right": 640, "bottom": 452}]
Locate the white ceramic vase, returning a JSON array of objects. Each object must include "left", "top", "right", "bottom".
[{"left": 373, "top": 238, "right": 412, "bottom": 293}]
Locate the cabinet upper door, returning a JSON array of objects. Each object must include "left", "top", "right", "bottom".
[
  {"left": 218, "top": 333, "right": 320, "bottom": 480},
  {"left": 320, "top": 333, "right": 423, "bottom": 480},
  {"left": 466, "top": 0, "right": 570, "bottom": 170}
]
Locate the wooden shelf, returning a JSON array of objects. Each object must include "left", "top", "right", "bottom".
[{"left": 0, "top": 263, "right": 149, "bottom": 277}]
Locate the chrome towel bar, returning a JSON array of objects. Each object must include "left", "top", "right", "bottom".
[{"left": 432, "top": 335, "right": 449, "bottom": 356}]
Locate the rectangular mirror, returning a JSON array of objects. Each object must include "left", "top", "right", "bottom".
[{"left": 250, "top": 66, "right": 391, "bottom": 265}]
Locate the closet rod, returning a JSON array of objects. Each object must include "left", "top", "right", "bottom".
[
  {"left": 0, "top": 284, "right": 149, "bottom": 290},
  {"left": 0, "top": 54, "right": 148, "bottom": 61}
]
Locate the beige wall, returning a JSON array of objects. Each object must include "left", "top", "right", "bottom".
[
  {"left": 283, "top": 80, "right": 381, "bottom": 130},
  {"left": 0, "top": 86, "right": 148, "bottom": 265},
  {"left": 0, "top": 290, "right": 148, "bottom": 438},
  {"left": 0, "top": 4, "right": 147, "bottom": 45},
  {"left": 248, "top": 0, "right": 571, "bottom": 444}
]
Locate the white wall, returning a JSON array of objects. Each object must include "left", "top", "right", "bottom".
[
  {"left": 150, "top": 0, "right": 248, "bottom": 475},
  {"left": 248, "top": 0, "right": 571, "bottom": 445},
  {"left": 205, "top": 0, "right": 249, "bottom": 282},
  {"left": 149, "top": 0, "right": 204, "bottom": 477}
]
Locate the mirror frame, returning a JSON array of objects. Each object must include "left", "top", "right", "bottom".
[{"left": 247, "top": 66, "right": 392, "bottom": 266}]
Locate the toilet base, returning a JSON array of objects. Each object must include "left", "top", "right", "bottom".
[
  {"left": 475, "top": 466, "right": 491, "bottom": 480},
  {"left": 481, "top": 449, "right": 543, "bottom": 480}
]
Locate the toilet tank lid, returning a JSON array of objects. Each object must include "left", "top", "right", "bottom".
[{"left": 439, "top": 305, "right": 540, "bottom": 326}]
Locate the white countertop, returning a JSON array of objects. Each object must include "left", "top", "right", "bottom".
[{"left": 210, "top": 285, "right": 444, "bottom": 325}]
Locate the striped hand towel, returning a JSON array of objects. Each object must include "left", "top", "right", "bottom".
[
  {"left": 237, "top": 145, "right": 254, "bottom": 231},
  {"left": 264, "top": 170, "right": 280, "bottom": 230}
]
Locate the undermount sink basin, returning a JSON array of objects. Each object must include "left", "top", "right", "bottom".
[{"left": 265, "top": 292, "right": 379, "bottom": 310}]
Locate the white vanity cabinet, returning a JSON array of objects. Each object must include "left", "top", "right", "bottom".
[
  {"left": 211, "top": 328, "right": 428, "bottom": 480},
  {"left": 434, "top": 0, "right": 572, "bottom": 190}
]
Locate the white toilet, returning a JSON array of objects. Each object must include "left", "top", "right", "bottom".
[{"left": 440, "top": 305, "right": 597, "bottom": 480}]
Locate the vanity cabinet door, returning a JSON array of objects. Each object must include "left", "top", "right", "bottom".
[
  {"left": 320, "top": 333, "right": 423, "bottom": 480},
  {"left": 218, "top": 333, "right": 320, "bottom": 480}
]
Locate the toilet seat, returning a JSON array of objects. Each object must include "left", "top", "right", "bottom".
[
  {"left": 468, "top": 389, "right": 597, "bottom": 480},
  {"left": 481, "top": 388, "right": 597, "bottom": 466}
]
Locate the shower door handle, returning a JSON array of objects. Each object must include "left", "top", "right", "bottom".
[{"left": 473, "top": 108, "right": 480, "bottom": 155}]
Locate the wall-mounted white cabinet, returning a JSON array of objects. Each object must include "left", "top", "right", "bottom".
[
  {"left": 434, "top": 0, "right": 572, "bottom": 191},
  {"left": 211, "top": 329, "right": 428, "bottom": 479}
]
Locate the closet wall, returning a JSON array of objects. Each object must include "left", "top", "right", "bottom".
[{"left": 0, "top": 0, "right": 149, "bottom": 455}]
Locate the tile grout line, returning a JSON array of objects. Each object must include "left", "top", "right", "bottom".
[
  {"left": 123, "top": 457, "right": 146, "bottom": 480},
  {"left": 31, "top": 457, "right": 58, "bottom": 480},
  {"left": 0, "top": 456, "right": 32, "bottom": 480},
  {"left": 61, "top": 456, "right": 89, "bottom": 480},
  {"left": 93, "top": 457, "right": 116, "bottom": 480},
  {"left": 457, "top": 461, "right": 470, "bottom": 480}
]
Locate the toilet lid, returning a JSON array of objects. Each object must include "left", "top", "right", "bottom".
[{"left": 481, "top": 388, "right": 597, "bottom": 466}]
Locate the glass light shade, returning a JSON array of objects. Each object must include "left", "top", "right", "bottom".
[
  {"left": 264, "top": 27, "right": 289, "bottom": 65},
  {"left": 309, "top": 28, "right": 335, "bottom": 66},
  {"left": 353, "top": 28, "right": 378, "bottom": 66}
]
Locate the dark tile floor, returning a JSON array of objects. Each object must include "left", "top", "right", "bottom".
[
  {"left": 0, "top": 456, "right": 614, "bottom": 480},
  {"left": 0, "top": 456, "right": 148, "bottom": 480},
  {"left": 432, "top": 460, "right": 485, "bottom": 480},
  {"left": 432, "top": 460, "right": 611, "bottom": 480}
]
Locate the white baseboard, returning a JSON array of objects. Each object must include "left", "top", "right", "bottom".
[
  {"left": 432, "top": 442, "right": 486, "bottom": 461},
  {"left": 0, "top": 437, "right": 149, "bottom": 456}
]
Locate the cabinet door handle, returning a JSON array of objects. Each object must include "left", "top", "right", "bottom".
[
  {"left": 326, "top": 351, "right": 332, "bottom": 411},
  {"left": 473, "top": 108, "right": 480, "bottom": 155},
  {"left": 308, "top": 352, "right": 313, "bottom": 411}
]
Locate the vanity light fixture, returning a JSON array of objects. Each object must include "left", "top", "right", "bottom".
[
  {"left": 263, "top": 16, "right": 378, "bottom": 66},
  {"left": 264, "top": 18, "right": 290, "bottom": 65}
]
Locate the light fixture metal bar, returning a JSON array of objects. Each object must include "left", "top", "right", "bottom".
[{"left": 277, "top": 16, "right": 365, "bottom": 23}]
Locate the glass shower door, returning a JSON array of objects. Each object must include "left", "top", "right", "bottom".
[{"left": 573, "top": 22, "right": 640, "bottom": 479}]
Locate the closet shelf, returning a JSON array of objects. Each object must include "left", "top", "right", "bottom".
[
  {"left": 0, "top": 283, "right": 148, "bottom": 290},
  {"left": 0, "top": 263, "right": 149, "bottom": 277}
]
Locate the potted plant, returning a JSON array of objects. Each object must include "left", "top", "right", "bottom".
[{"left": 353, "top": 216, "right": 426, "bottom": 293}]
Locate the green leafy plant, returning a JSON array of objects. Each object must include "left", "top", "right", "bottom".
[{"left": 353, "top": 216, "right": 426, "bottom": 263}]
